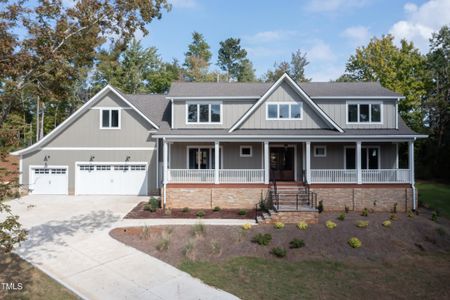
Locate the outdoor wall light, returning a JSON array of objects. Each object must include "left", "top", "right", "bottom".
[
  {"left": 90, "top": 155, "right": 95, "bottom": 161},
  {"left": 126, "top": 156, "right": 131, "bottom": 161}
]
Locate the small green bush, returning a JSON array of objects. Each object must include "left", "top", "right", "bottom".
[
  {"left": 326, "top": 220, "right": 337, "bottom": 229},
  {"left": 431, "top": 211, "right": 438, "bottom": 222},
  {"left": 196, "top": 210, "right": 205, "bottom": 218},
  {"left": 182, "top": 207, "right": 190, "bottom": 213},
  {"left": 252, "top": 233, "right": 272, "bottom": 246},
  {"left": 317, "top": 201, "right": 324, "bottom": 213},
  {"left": 156, "top": 239, "right": 169, "bottom": 251},
  {"left": 348, "top": 237, "right": 362, "bottom": 248},
  {"left": 149, "top": 197, "right": 159, "bottom": 209},
  {"left": 297, "top": 221, "right": 308, "bottom": 230},
  {"left": 337, "top": 213, "right": 346, "bottom": 221},
  {"left": 390, "top": 213, "right": 398, "bottom": 221},
  {"left": 143, "top": 203, "right": 156, "bottom": 212},
  {"left": 238, "top": 209, "right": 247, "bottom": 216},
  {"left": 356, "top": 220, "right": 369, "bottom": 228},
  {"left": 213, "top": 206, "right": 221, "bottom": 212},
  {"left": 192, "top": 222, "right": 205, "bottom": 236},
  {"left": 361, "top": 208, "right": 369, "bottom": 217},
  {"left": 407, "top": 210, "right": 415, "bottom": 218},
  {"left": 382, "top": 220, "right": 392, "bottom": 227},
  {"left": 241, "top": 223, "right": 252, "bottom": 230},
  {"left": 182, "top": 240, "right": 194, "bottom": 257},
  {"left": 289, "top": 238, "right": 305, "bottom": 249},
  {"left": 273, "top": 222, "right": 285, "bottom": 229},
  {"left": 271, "top": 247, "right": 287, "bottom": 258},
  {"left": 344, "top": 205, "right": 350, "bottom": 213}
]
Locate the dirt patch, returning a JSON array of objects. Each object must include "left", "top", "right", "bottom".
[
  {"left": 111, "top": 210, "right": 450, "bottom": 267},
  {"left": 124, "top": 202, "right": 257, "bottom": 219}
]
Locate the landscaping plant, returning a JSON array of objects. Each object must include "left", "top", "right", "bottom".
[
  {"left": 192, "top": 222, "right": 205, "bottom": 237},
  {"left": 326, "top": 220, "right": 337, "bottom": 229},
  {"left": 238, "top": 209, "right": 247, "bottom": 216},
  {"left": 273, "top": 222, "right": 285, "bottom": 229},
  {"left": 297, "top": 221, "right": 308, "bottom": 230},
  {"left": 356, "top": 220, "right": 369, "bottom": 228},
  {"left": 289, "top": 238, "right": 305, "bottom": 249},
  {"left": 271, "top": 247, "right": 287, "bottom": 258},
  {"left": 196, "top": 210, "right": 206, "bottom": 218},
  {"left": 408, "top": 210, "right": 415, "bottom": 218},
  {"left": 337, "top": 213, "right": 346, "bottom": 221},
  {"left": 348, "top": 237, "right": 362, "bottom": 248},
  {"left": 251, "top": 233, "right": 272, "bottom": 246},
  {"left": 317, "top": 201, "right": 324, "bottom": 213},
  {"left": 361, "top": 208, "right": 369, "bottom": 217},
  {"left": 431, "top": 211, "right": 438, "bottom": 222},
  {"left": 182, "top": 207, "right": 190, "bottom": 213},
  {"left": 344, "top": 205, "right": 350, "bottom": 213},
  {"left": 390, "top": 213, "right": 398, "bottom": 221},
  {"left": 241, "top": 223, "right": 252, "bottom": 230},
  {"left": 143, "top": 203, "right": 156, "bottom": 212},
  {"left": 382, "top": 220, "right": 392, "bottom": 227},
  {"left": 156, "top": 238, "right": 169, "bottom": 251},
  {"left": 213, "top": 206, "right": 221, "bottom": 212}
]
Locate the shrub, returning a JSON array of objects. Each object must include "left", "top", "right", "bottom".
[
  {"left": 348, "top": 237, "right": 362, "bottom": 248},
  {"left": 252, "top": 233, "right": 272, "bottom": 246},
  {"left": 317, "top": 201, "right": 324, "bottom": 213},
  {"left": 273, "top": 222, "right": 285, "bottom": 229},
  {"left": 143, "top": 203, "right": 156, "bottom": 212},
  {"left": 259, "top": 199, "right": 267, "bottom": 212},
  {"left": 390, "top": 213, "right": 398, "bottom": 221},
  {"left": 210, "top": 240, "right": 221, "bottom": 255},
  {"left": 326, "top": 220, "right": 337, "bottom": 229},
  {"left": 431, "top": 211, "right": 438, "bottom": 222},
  {"left": 289, "top": 238, "right": 305, "bottom": 249},
  {"left": 192, "top": 222, "right": 205, "bottom": 237},
  {"left": 356, "top": 220, "right": 369, "bottom": 228},
  {"left": 182, "top": 240, "right": 194, "bottom": 257},
  {"left": 149, "top": 197, "right": 159, "bottom": 209},
  {"left": 382, "top": 220, "right": 392, "bottom": 227},
  {"left": 361, "top": 208, "right": 369, "bottom": 217},
  {"left": 297, "top": 221, "right": 308, "bottom": 230},
  {"left": 213, "top": 206, "right": 221, "bottom": 212},
  {"left": 156, "top": 239, "right": 169, "bottom": 251},
  {"left": 182, "top": 207, "right": 190, "bottom": 213},
  {"left": 164, "top": 208, "right": 172, "bottom": 216},
  {"left": 271, "top": 247, "right": 287, "bottom": 258},
  {"left": 241, "top": 223, "right": 252, "bottom": 230},
  {"left": 238, "top": 209, "right": 247, "bottom": 216},
  {"left": 140, "top": 225, "right": 150, "bottom": 239},
  {"left": 337, "top": 213, "right": 345, "bottom": 221},
  {"left": 407, "top": 210, "right": 415, "bottom": 218},
  {"left": 196, "top": 210, "right": 205, "bottom": 218},
  {"left": 344, "top": 205, "right": 350, "bottom": 213}
]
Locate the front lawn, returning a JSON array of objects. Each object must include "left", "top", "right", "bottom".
[
  {"left": 417, "top": 181, "right": 450, "bottom": 218},
  {"left": 0, "top": 252, "right": 78, "bottom": 300}
]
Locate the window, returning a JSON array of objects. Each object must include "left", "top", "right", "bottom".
[
  {"left": 101, "top": 109, "right": 120, "bottom": 129},
  {"left": 187, "top": 147, "right": 222, "bottom": 169},
  {"left": 240, "top": 146, "right": 253, "bottom": 157},
  {"left": 187, "top": 103, "right": 222, "bottom": 124},
  {"left": 266, "top": 103, "right": 303, "bottom": 120},
  {"left": 314, "top": 146, "right": 327, "bottom": 157},
  {"left": 344, "top": 147, "right": 380, "bottom": 169},
  {"left": 347, "top": 103, "right": 382, "bottom": 123}
]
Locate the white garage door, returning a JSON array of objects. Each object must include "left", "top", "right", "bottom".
[
  {"left": 75, "top": 163, "right": 148, "bottom": 195},
  {"left": 29, "top": 166, "right": 68, "bottom": 195}
]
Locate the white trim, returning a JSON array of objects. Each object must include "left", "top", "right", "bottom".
[
  {"left": 264, "top": 141, "right": 269, "bottom": 184},
  {"left": 214, "top": 141, "right": 220, "bottom": 184},
  {"left": 346, "top": 101, "right": 383, "bottom": 125},
  {"left": 99, "top": 108, "right": 121, "bottom": 130},
  {"left": 312, "top": 96, "right": 405, "bottom": 100},
  {"left": 154, "top": 134, "right": 427, "bottom": 140},
  {"left": 170, "top": 98, "right": 174, "bottom": 129},
  {"left": 395, "top": 100, "right": 399, "bottom": 129},
  {"left": 239, "top": 145, "right": 253, "bottom": 157},
  {"left": 19, "top": 155, "right": 23, "bottom": 185},
  {"left": 29, "top": 165, "right": 69, "bottom": 195},
  {"left": 156, "top": 138, "right": 159, "bottom": 188},
  {"left": 313, "top": 145, "right": 327, "bottom": 157},
  {"left": 265, "top": 102, "right": 303, "bottom": 120},
  {"left": 91, "top": 107, "right": 132, "bottom": 110},
  {"left": 169, "top": 96, "right": 260, "bottom": 100},
  {"left": 11, "top": 85, "right": 160, "bottom": 156},
  {"left": 306, "top": 141, "right": 311, "bottom": 183},
  {"left": 229, "top": 73, "right": 344, "bottom": 133},
  {"left": 41, "top": 147, "right": 155, "bottom": 151},
  {"left": 185, "top": 102, "right": 223, "bottom": 125},
  {"left": 395, "top": 142, "right": 399, "bottom": 169},
  {"left": 185, "top": 145, "right": 224, "bottom": 169},
  {"left": 344, "top": 145, "right": 381, "bottom": 170}
]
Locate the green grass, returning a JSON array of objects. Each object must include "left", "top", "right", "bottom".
[
  {"left": 0, "top": 252, "right": 78, "bottom": 300},
  {"left": 180, "top": 255, "right": 450, "bottom": 300},
  {"left": 417, "top": 182, "right": 450, "bottom": 218}
]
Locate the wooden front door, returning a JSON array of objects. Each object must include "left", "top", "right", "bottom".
[{"left": 270, "top": 147, "right": 295, "bottom": 181}]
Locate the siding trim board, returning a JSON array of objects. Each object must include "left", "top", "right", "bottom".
[{"left": 41, "top": 147, "right": 156, "bottom": 151}]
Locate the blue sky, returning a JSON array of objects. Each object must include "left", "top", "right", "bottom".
[{"left": 138, "top": 0, "right": 450, "bottom": 81}]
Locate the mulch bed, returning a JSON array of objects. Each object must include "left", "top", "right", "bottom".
[
  {"left": 112, "top": 210, "right": 450, "bottom": 266},
  {"left": 124, "top": 201, "right": 257, "bottom": 219}
]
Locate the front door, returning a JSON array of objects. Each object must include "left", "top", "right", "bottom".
[{"left": 270, "top": 147, "right": 295, "bottom": 181}]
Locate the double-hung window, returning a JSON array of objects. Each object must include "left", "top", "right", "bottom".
[
  {"left": 187, "top": 102, "right": 222, "bottom": 124},
  {"left": 347, "top": 102, "right": 382, "bottom": 124},
  {"left": 100, "top": 109, "right": 120, "bottom": 129},
  {"left": 266, "top": 103, "right": 302, "bottom": 120}
]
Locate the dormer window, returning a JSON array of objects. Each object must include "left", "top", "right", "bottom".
[
  {"left": 347, "top": 102, "right": 382, "bottom": 124},
  {"left": 187, "top": 102, "right": 222, "bottom": 124},
  {"left": 100, "top": 109, "right": 120, "bottom": 129}
]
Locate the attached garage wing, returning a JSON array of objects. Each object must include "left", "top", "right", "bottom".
[
  {"left": 29, "top": 166, "right": 68, "bottom": 195},
  {"left": 75, "top": 162, "right": 148, "bottom": 195}
]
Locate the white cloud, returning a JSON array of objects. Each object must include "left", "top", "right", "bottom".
[
  {"left": 307, "top": 64, "right": 344, "bottom": 81},
  {"left": 341, "top": 26, "right": 371, "bottom": 46},
  {"left": 306, "top": 0, "right": 368, "bottom": 13},
  {"left": 389, "top": 0, "right": 450, "bottom": 52},
  {"left": 307, "top": 40, "right": 336, "bottom": 61},
  {"left": 243, "top": 30, "right": 297, "bottom": 44},
  {"left": 170, "top": 0, "right": 198, "bottom": 9}
]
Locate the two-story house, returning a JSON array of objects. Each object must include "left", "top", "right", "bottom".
[{"left": 12, "top": 74, "right": 426, "bottom": 217}]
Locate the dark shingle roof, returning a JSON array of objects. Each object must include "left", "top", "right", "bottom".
[
  {"left": 122, "top": 93, "right": 171, "bottom": 128},
  {"left": 167, "top": 81, "right": 403, "bottom": 98}
]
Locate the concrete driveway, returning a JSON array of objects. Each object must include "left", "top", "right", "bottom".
[{"left": 8, "top": 195, "right": 239, "bottom": 300}]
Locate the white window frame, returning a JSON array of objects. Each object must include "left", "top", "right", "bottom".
[
  {"left": 240, "top": 145, "right": 253, "bottom": 157},
  {"left": 100, "top": 108, "right": 121, "bottom": 129},
  {"left": 266, "top": 102, "right": 303, "bottom": 120},
  {"left": 313, "top": 145, "right": 327, "bottom": 157},
  {"left": 346, "top": 101, "right": 383, "bottom": 124},
  {"left": 343, "top": 146, "right": 381, "bottom": 169},
  {"left": 185, "top": 101, "right": 223, "bottom": 125}
]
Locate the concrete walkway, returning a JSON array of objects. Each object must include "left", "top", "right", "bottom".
[{"left": 8, "top": 195, "right": 248, "bottom": 300}]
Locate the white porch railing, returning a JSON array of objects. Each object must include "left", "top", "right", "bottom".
[
  {"left": 219, "top": 169, "right": 264, "bottom": 183},
  {"left": 168, "top": 169, "right": 214, "bottom": 183},
  {"left": 310, "top": 169, "right": 357, "bottom": 183},
  {"left": 362, "top": 169, "right": 410, "bottom": 183}
]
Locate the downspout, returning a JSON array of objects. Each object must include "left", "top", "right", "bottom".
[{"left": 411, "top": 137, "right": 417, "bottom": 211}]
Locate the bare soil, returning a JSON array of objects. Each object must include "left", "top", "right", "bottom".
[
  {"left": 112, "top": 210, "right": 450, "bottom": 267},
  {"left": 124, "top": 202, "right": 257, "bottom": 219}
]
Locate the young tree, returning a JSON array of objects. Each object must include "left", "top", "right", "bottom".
[
  {"left": 263, "top": 61, "right": 290, "bottom": 82},
  {"left": 184, "top": 32, "right": 212, "bottom": 81},
  {"left": 237, "top": 59, "right": 256, "bottom": 82},
  {"left": 217, "top": 38, "right": 248, "bottom": 81}
]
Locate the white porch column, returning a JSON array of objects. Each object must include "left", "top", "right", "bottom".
[
  {"left": 306, "top": 141, "right": 311, "bottom": 184},
  {"left": 163, "top": 139, "right": 168, "bottom": 184},
  {"left": 408, "top": 140, "right": 415, "bottom": 185},
  {"left": 264, "top": 141, "right": 269, "bottom": 184},
  {"left": 356, "top": 141, "right": 362, "bottom": 184},
  {"left": 214, "top": 141, "right": 220, "bottom": 184}
]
